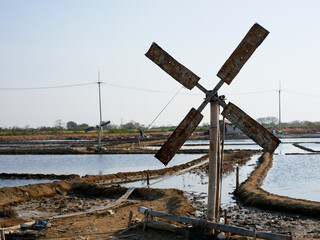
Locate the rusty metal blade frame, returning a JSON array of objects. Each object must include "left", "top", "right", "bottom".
[
  {"left": 222, "top": 102, "right": 280, "bottom": 153},
  {"left": 145, "top": 42, "right": 200, "bottom": 90},
  {"left": 217, "top": 23, "right": 269, "bottom": 85},
  {"left": 155, "top": 108, "right": 203, "bottom": 165}
]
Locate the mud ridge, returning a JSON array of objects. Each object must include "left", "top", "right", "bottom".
[
  {"left": 0, "top": 173, "right": 80, "bottom": 180},
  {"left": 81, "top": 155, "right": 209, "bottom": 183},
  {"left": 234, "top": 152, "right": 320, "bottom": 218},
  {"left": 0, "top": 155, "right": 208, "bottom": 207},
  {"left": 293, "top": 142, "right": 319, "bottom": 153}
]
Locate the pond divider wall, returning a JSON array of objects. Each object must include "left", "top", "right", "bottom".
[
  {"left": 234, "top": 152, "right": 320, "bottom": 218},
  {"left": 0, "top": 155, "right": 209, "bottom": 206}
]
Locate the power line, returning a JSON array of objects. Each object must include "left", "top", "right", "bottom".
[
  {"left": 227, "top": 90, "right": 276, "bottom": 95},
  {"left": 103, "top": 82, "right": 191, "bottom": 95},
  {"left": 3, "top": 80, "right": 319, "bottom": 99},
  {"left": 146, "top": 86, "right": 184, "bottom": 129},
  {"left": 284, "top": 90, "right": 320, "bottom": 98},
  {"left": 0, "top": 82, "right": 95, "bottom": 90}
]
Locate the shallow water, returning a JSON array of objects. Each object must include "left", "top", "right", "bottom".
[
  {"left": 0, "top": 154, "right": 202, "bottom": 177},
  {"left": 298, "top": 143, "right": 320, "bottom": 151},
  {"left": 262, "top": 154, "right": 320, "bottom": 202},
  {"left": 123, "top": 154, "right": 260, "bottom": 207},
  {"left": 125, "top": 137, "right": 320, "bottom": 205}
]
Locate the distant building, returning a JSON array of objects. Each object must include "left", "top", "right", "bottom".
[
  {"left": 204, "top": 120, "right": 242, "bottom": 136},
  {"left": 222, "top": 119, "right": 242, "bottom": 134}
]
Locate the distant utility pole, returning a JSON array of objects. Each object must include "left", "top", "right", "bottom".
[
  {"left": 97, "top": 71, "right": 103, "bottom": 145},
  {"left": 278, "top": 82, "right": 282, "bottom": 133}
]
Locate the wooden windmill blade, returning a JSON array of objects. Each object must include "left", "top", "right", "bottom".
[
  {"left": 145, "top": 42, "right": 200, "bottom": 90},
  {"left": 155, "top": 108, "right": 203, "bottom": 165},
  {"left": 221, "top": 102, "right": 280, "bottom": 153},
  {"left": 217, "top": 23, "right": 269, "bottom": 85}
]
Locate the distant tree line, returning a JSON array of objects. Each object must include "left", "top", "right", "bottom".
[
  {"left": 1, "top": 118, "right": 320, "bottom": 135},
  {"left": 256, "top": 116, "right": 320, "bottom": 127}
]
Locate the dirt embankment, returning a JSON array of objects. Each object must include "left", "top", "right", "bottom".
[
  {"left": 0, "top": 132, "right": 169, "bottom": 143},
  {"left": 0, "top": 154, "right": 206, "bottom": 207},
  {"left": 0, "top": 173, "right": 80, "bottom": 180},
  {"left": 235, "top": 152, "right": 320, "bottom": 218}
]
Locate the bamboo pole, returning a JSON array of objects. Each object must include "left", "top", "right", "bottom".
[
  {"left": 138, "top": 207, "right": 291, "bottom": 240},
  {"left": 215, "top": 130, "right": 221, "bottom": 220},
  {"left": 207, "top": 100, "right": 219, "bottom": 223}
]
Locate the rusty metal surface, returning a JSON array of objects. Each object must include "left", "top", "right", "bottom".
[
  {"left": 155, "top": 108, "right": 203, "bottom": 165},
  {"left": 145, "top": 42, "right": 200, "bottom": 90},
  {"left": 222, "top": 102, "right": 280, "bottom": 153},
  {"left": 217, "top": 23, "right": 269, "bottom": 85}
]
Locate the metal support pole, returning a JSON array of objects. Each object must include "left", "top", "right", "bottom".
[
  {"left": 278, "top": 82, "right": 282, "bottom": 133},
  {"left": 207, "top": 100, "right": 219, "bottom": 223},
  {"left": 98, "top": 71, "right": 103, "bottom": 140},
  {"left": 98, "top": 127, "right": 101, "bottom": 148}
]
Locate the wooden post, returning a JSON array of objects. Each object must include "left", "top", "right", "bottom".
[
  {"left": 143, "top": 209, "right": 148, "bottom": 232},
  {"left": 215, "top": 132, "right": 221, "bottom": 220},
  {"left": 215, "top": 107, "right": 223, "bottom": 221},
  {"left": 146, "top": 171, "right": 150, "bottom": 186},
  {"left": 0, "top": 229, "right": 5, "bottom": 240},
  {"left": 224, "top": 209, "right": 230, "bottom": 239},
  {"left": 207, "top": 100, "right": 219, "bottom": 223},
  {"left": 127, "top": 211, "right": 133, "bottom": 228},
  {"left": 236, "top": 166, "right": 239, "bottom": 190}
]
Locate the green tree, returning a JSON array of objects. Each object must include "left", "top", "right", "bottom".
[
  {"left": 67, "top": 121, "right": 78, "bottom": 131},
  {"left": 256, "top": 117, "right": 278, "bottom": 126}
]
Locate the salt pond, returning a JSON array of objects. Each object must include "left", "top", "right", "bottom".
[
  {"left": 124, "top": 137, "right": 320, "bottom": 205},
  {"left": 123, "top": 154, "right": 261, "bottom": 207},
  {"left": 0, "top": 154, "right": 202, "bottom": 176},
  {"left": 262, "top": 154, "right": 320, "bottom": 202},
  {"left": 0, "top": 137, "right": 319, "bottom": 205}
]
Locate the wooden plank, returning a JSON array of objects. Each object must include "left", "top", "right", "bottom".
[
  {"left": 221, "top": 102, "right": 280, "bottom": 153},
  {"left": 217, "top": 23, "right": 269, "bottom": 85},
  {"left": 145, "top": 42, "right": 200, "bottom": 90},
  {"left": 138, "top": 207, "right": 291, "bottom": 240},
  {"left": 51, "top": 187, "right": 135, "bottom": 220},
  {"left": 155, "top": 108, "right": 203, "bottom": 165}
]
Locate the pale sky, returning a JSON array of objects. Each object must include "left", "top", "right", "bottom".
[{"left": 1, "top": 1, "right": 320, "bottom": 128}]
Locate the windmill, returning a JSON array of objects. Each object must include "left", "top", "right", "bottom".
[{"left": 145, "top": 23, "right": 281, "bottom": 223}]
